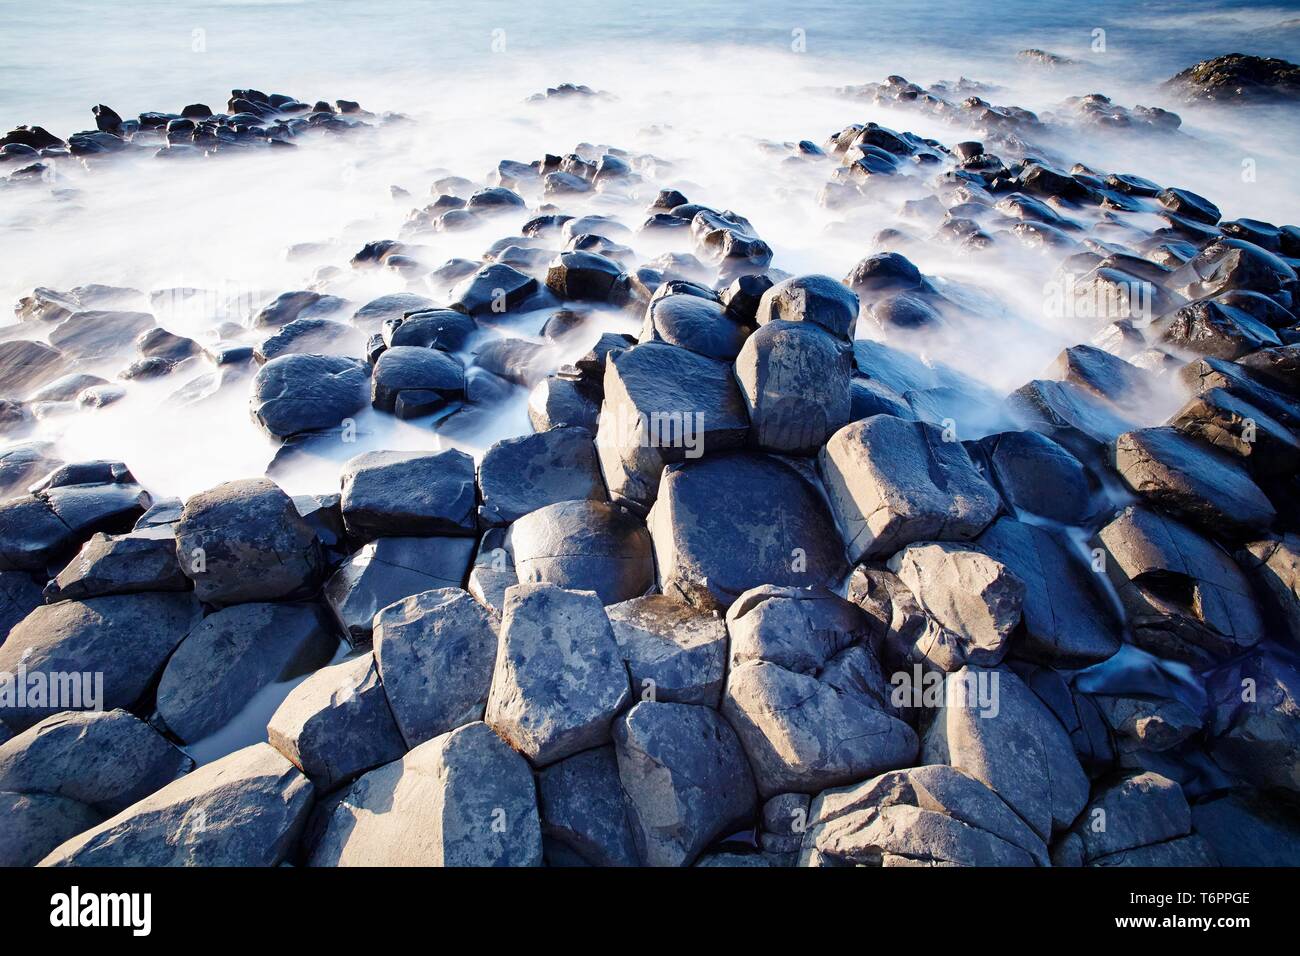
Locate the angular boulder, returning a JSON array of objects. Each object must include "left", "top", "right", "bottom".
[
  {"left": 485, "top": 584, "right": 631, "bottom": 765},
  {"left": 922, "top": 665, "right": 1090, "bottom": 842},
  {"left": 478, "top": 426, "right": 605, "bottom": 526},
  {"left": 0, "top": 708, "right": 189, "bottom": 815},
  {"left": 648, "top": 452, "right": 848, "bottom": 611},
  {"left": 595, "top": 342, "right": 749, "bottom": 511},
  {"left": 819, "top": 415, "right": 1001, "bottom": 563},
  {"left": 308, "top": 722, "right": 541, "bottom": 866},
  {"left": 175, "top": 478, "right": 322, "bottom": 606},
  {"left": 1096, "top": 506, "right": 1263, "bottom": 666},
  {"left": 324, "top": 536, "right": 475, "bottom": 645},
  {"left": 267, "top": 652, "right": 407, "bottom": 791},
  {"left": 614, "top": 700, "right": 757, "bottom": 866},
  {"left": 735, "top": 320, "right": 852, "bottom": 455},
  {"left": 1112, "top": 427, "right": 1275, "bottom": 538},
  {"left": 605, "top": 594, "right": 727, "bottom": 707},
  {"left": 538, "top": 745, "right": 639, "bottom": 867},
  {"left": 722, "top": 585, "right": 917, "bottom": 796},
  {"left": 372, "top": 587, "right": 498, "bottom": 748},
  {"left": 0, "top": 592, "right": 201, "bottom": 730},
  {"left": 509, "top": 500, "right": 654, "bottom": 605},
  {"left": 799, "top": 764, "right": 1050, "bottom": 867},
  {"left": 39, "top": 743, "right": 313, "bottom": 866},
  {"left": 340, "top": 449, "right": 477, "bottom": 539}
]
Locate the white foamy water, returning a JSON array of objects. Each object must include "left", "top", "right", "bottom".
[{"left": 2, "top": 0, "right": 1300, "bottom": 499}]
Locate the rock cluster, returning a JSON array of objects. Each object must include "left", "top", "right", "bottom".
[{"left": 3, "top": 65, "right": 1300, "bottom": 869}]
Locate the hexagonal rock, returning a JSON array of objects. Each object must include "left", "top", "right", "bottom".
[
  {"left": 267, "top": 652, "right": 407, "bottom": 791},
  {"left": 1046, "top": 344, "right": 1155, "bottom": 407},
  {"left": 478, "top": 426, "right": 605, "bottom": 526},
  {"left": 647, "top": 452, "right": 849, "bottom": 612},
  {"left": 921, "top": 665, "right": 1090, "bottom": 842},
  {"left": 614, "top": 700, "right": 757, "bottom": 867},
  {"left": 546, "top": 251, "right": 623, "bottom": 301},
  {"left": 721, "top": 585, "right": 917, "bottom": 797},
  {"left": 1112, "top": 426, "right": 1275, "bottom": 538},
  {"left": 529, "top": 375, "right": 600, "bottom": 432},
  {"left": 308, "top": 722, "right": 542, "bottom": 866},
  {"left": 450, "top": 262, "right": 539, "bottom": 318},
  {"left": 798, "top": 764, "right": 1050, "bottom": 867},
  {"left": 887, "top": 542, "right": 1024, "bottom": 669},
  {"left": 485, "top": 584, "right": 632, "bottom": 766},
  {"left": 1096, "top": 506, "right": 1263, "bottom": 666},
  {"left": 755, "top": 274, "right": 861, "bottom": 340},
  {"left": 1207, "top": 651, "right": 1300, "bottom": 795},
  {"left": 595, "top": 342, "right": 749, "bottom": 511},
  {"left": 324, "top": 536, "right": 476, "bottom": 645},
  {"left": 735, "top": 320, "right": 853, "bottom": 455},
  {"left": 0, "top": 592, "right": 201, "bottom": 731},
  {"left": 537, "top": 745, "right": 639, "bottom": 867},
  {"left": 605, "top": 594, "right": 727, "bottom": 707},
  {"left": 340, "top": 449, "right": 477, "bottom": 539},
  {"left": 39, "top": 743, "right": 313, "bottom": 866},
  {"left": 0, "top": 472, "right": 151, "bottom": 573},
  {"left": 509, "top": 499, "right": 654, "bottom": 605},
  {"left": 373, "top": 588, "right": 498, "bottom": 748},
  {"left": 975, "top": 517, "right": 1120, "bottom": 667},
  {"left": 0, "top": 709, "right": 190, "bottom": 815},
  {"left": 1008, "top": 378, "right": 1136, "bottom": 462},
  {"left": 156, "top": 602, "right": 338, "bottom": 743},
  {"left": 175, "top": 478, "right": 322, "bottom": 606},
  {"left": 819, "top": 415, "right": 1001, "bottom": 563}
]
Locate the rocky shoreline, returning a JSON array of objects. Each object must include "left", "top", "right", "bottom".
[{"left": 2, "top": 53, "right": 1300, "bottom": 867}]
